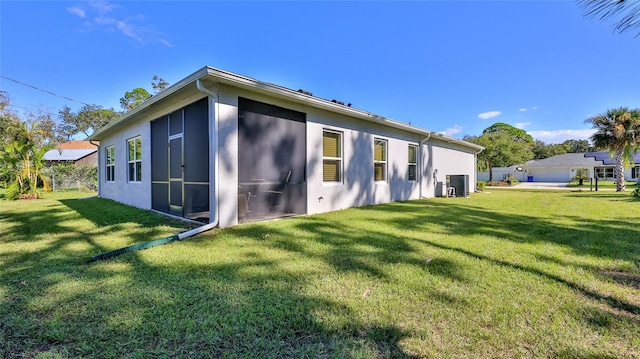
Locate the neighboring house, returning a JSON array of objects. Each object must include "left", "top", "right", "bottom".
[
  {"left": 517, "top": 152, "right": 640, "bottom": 182},
  {"left": 584, "top": 152, "right": 640, "bottom": 181},
  {"left": 89, "top": 66, "right": 483, "bottom": 228},
  {"left": 43, "top": 141, "right": 98, "bottom": 167}
]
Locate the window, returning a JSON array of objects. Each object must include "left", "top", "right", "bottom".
[
  {"left": 595, "top": 166, "right": 614, "bottom": 179},
  {"left": 323, "top": 130, "right": 342, "bottom": 182},
  {"left": 633, "top": 166, "right": 640, "bottom": 179},
  {"left": 374, "top": 138, "right": 387, "bottom": 182},
  {"left": 106, "top": 146, "right": 115, "bottom": 182},
  {"left": 127, "top": 136, "right": 142, "bottom": 182},
  {"left": 408, "top": 144, "right": 417, "bottom": 181}
]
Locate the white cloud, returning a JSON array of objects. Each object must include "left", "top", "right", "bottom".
[
  {"left": 68, "top": 1, "right": 172, "bottom": 47},
  {"left": 116, "top": 21, "right": 143, "bottom": 42},
  {"left": 528, "top": 129, "right": 597, "bottom": 144},
  {"left": 519, "top": 106, "right": 539, "bottom": 112},
  {"left": 67, "top": 7, "right": 86, "bottom": 18},
  {"left": 478, "top": 111, "right": 501, "bottom": 120},
  {"left": 438, "top": 125, "right": 463, "bottom": 137},
  {"left": 88, "top": 0, "right": 119, "bottom": 15},
  {"left": 157, "top": 38, "right": 174, "bottom": 48},
  {"left": 514, "top": 122, "right": 532, "bottom": 129}
]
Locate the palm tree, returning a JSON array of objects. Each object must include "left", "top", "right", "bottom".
[
  {"left": 580, "top": 0, "right": 640, "bottom": 37},
  {"left": 586, "top": 107, "right": 640, "bottom": 191},
  {"left": 1, "top": 121, "right": 51, "bottom": 200}
]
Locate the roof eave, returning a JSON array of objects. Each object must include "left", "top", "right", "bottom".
[
  {"left": 90, "top": 67, "right": 210, "bottom": 140},
  {"left": 90, "top": 66, "right": 483, "bottom": 152}
]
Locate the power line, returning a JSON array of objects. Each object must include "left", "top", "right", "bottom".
[{"left": 0, "top": 75, "right": 92, "bottom": 106}]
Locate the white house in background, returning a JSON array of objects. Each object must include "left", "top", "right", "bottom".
[
  {"left": 89, "top": 66, "right": 483, "bottom": 228},
  {"left": 496, "top": 152, "right": 640, "bottom": 183}
]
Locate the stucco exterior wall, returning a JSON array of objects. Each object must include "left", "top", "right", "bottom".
[
  {"left": 305, "top": 110, "right": 424, "bottom": 216},
  {"left": 215, "top": 85, "right": 478, "bottom": 225},
  {"left": 98, "top": 92, "right": 208, "bottom": 211},
  {"left": 98, "top": 120, "right": 151, "bottom": 210},
  {"left": 423, "top": 138, "right": 477, "bottom": 197},
  {"left": 97, "top": 82, "right": 479, "bottom": 228}
]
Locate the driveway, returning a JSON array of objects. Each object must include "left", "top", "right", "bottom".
[{"left": 499, "top": 182, "right": 572, "bottom": 190}]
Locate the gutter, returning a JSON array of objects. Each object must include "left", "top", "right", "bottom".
[{"left": 87, "top": 79, "right": 221, "bottom": 262}]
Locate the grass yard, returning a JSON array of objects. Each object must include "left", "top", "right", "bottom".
[
  {"left": 568, "top": 180, "right": 639, "bottom": 189},
  {"left": 1, "top": 190, "right": 639, "bottom": 358}
]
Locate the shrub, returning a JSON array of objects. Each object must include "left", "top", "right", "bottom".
[
  {"left": 46, "top": 165, "right": 97, "bottom": 191},
  {"left": 486, "top": 181, "right": 511, "bottom": 187},
  {"left": 477, "top": 181, "right": 486, "bottom": 191},
  {"left": 506, "top": 175, "right": 519, "bottom": 185},
  {"left": 632, "top": 188, "right": 640, "bottom": 197},
  {"left": 571, "top": 168, "right": 590, "bottom": 185}
]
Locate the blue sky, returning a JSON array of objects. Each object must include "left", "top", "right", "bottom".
[{"left": 1, "top": 1, "right": 639, "bottom": 143}]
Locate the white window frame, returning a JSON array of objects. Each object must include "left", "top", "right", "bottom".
[
  {"left": 408, "top": 144, "right": 418, "bottom": 181},
  {"left": 595, "top": 166, "right": 614, "bottom": 179},
  {"left": 106, "top": 145, "right": 115, "bottom": 182},
  {"left": 322, "top": 129, "right": 343, "bottom": 183},
  {"left": 632, "top": 166, "right": 640, "bottom": 179},
  {"left": 127, "top": 136, "right": 142, "bottom": 183},
  {"left": 373, "top": 138, "right": 387, "bottom": 182}
]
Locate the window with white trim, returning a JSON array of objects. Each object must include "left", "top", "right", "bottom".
[
  {"left": 323, "top": 130, "right": 342, "bottom": 182},
  {"left": 408, "top": 144, "right": 417, "bottom": 181},
  {"left": 374, "top": 138, "right": 387, "bottom": 182},
  {"left": 106, "top": 146, "right": 115, "bottom": 182},
  {"left": 632, "top": 166, "right": 640, "bottom": 179},
  {"left": 595, "top": 166, "right": 614, "bottom": 179},
  {"left": 127, "top": 136, "right": 142, "bottom": 182}
]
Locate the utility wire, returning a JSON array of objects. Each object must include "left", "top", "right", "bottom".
[{"left": 0, "top": 75, "right": 92, "bottom": 106}]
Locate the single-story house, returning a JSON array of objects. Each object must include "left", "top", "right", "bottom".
[
  {"left": 515, "top": 152, "right": 640, "bottom": 182},
  {"left": 43, "top": 140, "right": 98, "bottom": 166},
  {"left": 584, "top": 152, "right": 640, "bottom": 181},
  {"left": 89, "top": 66, "right": 483, "bottom": 227}
]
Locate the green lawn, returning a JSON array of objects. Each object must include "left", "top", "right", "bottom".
[
  {"left": 1, "top": 190, "right": 639, "bottom": 358},
  {"left": 568, "top": 180, "right": 639, "bottom": 189}
]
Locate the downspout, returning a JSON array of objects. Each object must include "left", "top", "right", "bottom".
[
  {"left": 192, "top": 78, "right": 220, "bottom": 233},
  {"left": 419, "top": 132, "right": 432, "bottom": 199},
  {"left": 89, "top": 140, "right": 100, "bottom": 196},
  {"left": 87, "top": 79, "right": 221, "bottom": 262},
  {"left": 474, "top": 147, "right": 484, "bottom": 192}
]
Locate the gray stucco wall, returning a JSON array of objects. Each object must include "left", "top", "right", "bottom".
[
  {"left": 215, "top": 84, "right": 478, "bottom": 226},
  {"left": 97, "top": 83, "right": 478, "bottom": 228},
  {"left": 97, "top": 92, "right": 209, "bottom": 212}
]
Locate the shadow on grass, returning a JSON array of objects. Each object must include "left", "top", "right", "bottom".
[
  {"left": 233, "top": 200, "right": 640, "bottom": 317},
  {"left": 0, "top": 196, "right": 419, "bottom": 358},
  {"left": 1, "top": 192, "right": 638, "bottom": 357}
]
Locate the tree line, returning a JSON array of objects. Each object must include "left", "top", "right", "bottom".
[
  {"left": 0, "top": 76, "right": 168, "bottom": 199},
  {"left": 465, "top": 108, "right": 640, "bottom": 191}
]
